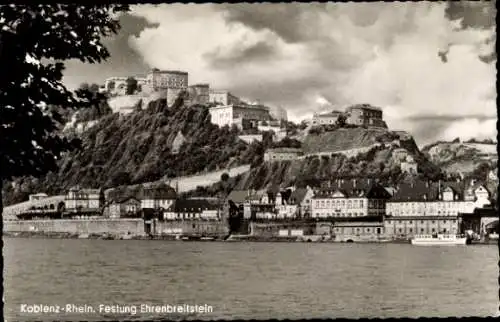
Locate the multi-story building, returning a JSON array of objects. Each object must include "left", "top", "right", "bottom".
[
  {"left": 108, "top": 196, "right": 141, "bottom": 218},
  {"left": 104, "top": 76, "right": 147, "bottom": 95},
  {"left": 163, "top": 199, "right": 219, "bottom": 220},
  {"left": 289, "top": 186, "right": 315, "bottom": 216},
  {"left": 384, "top": 180, "right": 491, "bottom": 238},
  {"left": 311, "top": 111, "right": 343, "bottom": 125},
  {"left": 310, "top": 179, "right": 391, "bottom": 219},
  {"left": 209, "top": 90, "right": 241, "bottom": 106},
  {"left": 144, "top": 69, "right": 188, "bottom": 106},
  {"left": 64, "top": 186, "right": 104, "bottom": 213},
  {"left": 400, "top": 155, "right": 418, "bottom": 174},
  {"left": 263, "top": 148, "right": 303, "bottom": 162},
  {"left": 209, "top": 104, "right": 271, "bottom": 129},
  {"left": 187, "top": 84, "right": 210, "bottom": 104},
  {"left": 140, "top": 183, "right": 177, "bottom": 210},
  {"left": 346, "top": 104, "right": 386, "bottom": 128}
]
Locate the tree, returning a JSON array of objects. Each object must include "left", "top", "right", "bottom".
[
  {"left": 0, "top": 4, "right": 129, "bottom": 217},
  {"left": 220, "top": 172, "right": 230, "bottom": 182},
  {"left": 125, "top": 76, "right": 138, "bottom": 95},
  {"left": 336, "top": 114, "right": 347, "bottom": 127}
]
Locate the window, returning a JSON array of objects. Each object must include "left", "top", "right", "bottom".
[
  {"left": 398, "top": 220, "right": 402, "bottom": 224},
  {"left": 409, "top": 221, "right": 413, "bottom": 224},
  {"left": 421, "top": 220, "right": 424, "bottom": 224},
  {"left": 443, "top": 220, "right": 447, "bottom": 224},
  {"left": 409, "top": 228, "right": 413, "bottom": 233},
  {"left": 431, "top": 221, "right": 435, "bottom": 224},
  {"left": 398, "top": 228, "right": 402, "bottom": 233},
  {"left": 387, "top": 220, "right": 391, "bottom": 224},
  {"left": 421, "top": 228, "right": 424, "bottom": 233},
  {"left": 432, "top": 228, "right": 435, "bottom": 232},
  {"left": 452, "top": 220, "right": 456, "bottom": 223},
  {"left": 367, "top": 228, "right": 370, "bottom": 232},
  {"left": 357, "top": 228, "right": 360, "bottom": 231}
]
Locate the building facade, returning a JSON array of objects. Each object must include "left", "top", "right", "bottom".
[
  {"left": 209, "top": 104, "right": 271, "bottom": 128},
  {"left": 187, "top": 84, "right": 210, "bottom": 104},
  {"left": 64, "top": 186, "right": 104, "bottom": 213},
  {"left": 163, "top": 199, "right": 220, "bottom": 220},
  {"left": 311, "top": 111, "right": 342, "bottom": 125},
  {"left": 346, "top": 104, "right": 386, "bottom": 128},
  {"left": 208, "top": 90, "right": 241, "bottom": 106},
  {"left": 384, "top": 180, "right": 491, "bottom": 238},
  {"left": 108, "top": 197, "right": 141, "bottom": 218},
  {"left": 310, "top": 179, "right": 391, "bottom": 219},
  {"left": 263, "top": 148, "right": 303, "bottom": 162},
  {"left": 140, "top": 184, "right": 177, "bottom": 210},
  {"left": 144, "top": 69, "right": 189, "bottom": 106},
  {"left": 104, "top": 76, "right": 147, "bottom": 95}
]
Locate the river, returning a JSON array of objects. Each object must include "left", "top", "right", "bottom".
[{"left": 4, "top": 238, "right": 498, "bottom": 320}]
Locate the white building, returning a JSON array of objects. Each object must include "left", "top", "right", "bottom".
[
  {"left": 140, "top": 184, "right": 177, "bottom": 210},
  {"left": 209, "top": 104, "right": 271, "bottom": 129}
]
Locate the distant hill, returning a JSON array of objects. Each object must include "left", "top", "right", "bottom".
[{"left": 422, "top": 140, "right": 497, "bottom": 175}]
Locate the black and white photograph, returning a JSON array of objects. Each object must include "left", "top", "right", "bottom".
[{"left": 1, "top": 1, "right": 498, "bottom": 321}]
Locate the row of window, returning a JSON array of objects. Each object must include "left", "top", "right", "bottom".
[
  {"left": 314, "top": 199, "right": 365, "bottom": 209},
  {"left": 313, "top": 212, "right": 366, "bottom": 217},
  {"left": 386, "top": 220, "right": 456, "bottom": 225},
  {"left": 396, "top": 227, "right": 456, "bottom": 234}
]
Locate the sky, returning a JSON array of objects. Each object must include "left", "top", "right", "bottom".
[{"left": 62, "top": 2, "right": 497, "bottom": 146}]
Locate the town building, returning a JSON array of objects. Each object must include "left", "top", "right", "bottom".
[
  {"left": 310, "top": 179, "right": 391, "bottom": 219},
  {"left": 163, "top": 199, "right": 220, "bottom": 220},
  {"left": 345, "top": 104, "right": 386, "bottom": 128},
  {"left": 140, "top": 183, "right": 177, "bottom": 210},
  {"left": 144, "top": 69, "right": 189, "bottom": 106},
  {"left": 400, "top": 155, "right": 418, "bottom": 174},
  {"left": 209, "top": 90, "right": 241, "bottom": 106},
  {"left": 311, "top": 111, "right": 343, "bottom": 125},
  {"left": 263, "top": 148, "right": 303, "bottom": 162},
  {"left": 64, "top": 186, "right": 104, "bottom": 214},
  {"left": 209, "top": 104, "right": 271, "bottom": 129},
  {"left": 392, "top": 148, "right": 409, "bottom": 161},
  {"left": 187, "top": 84, "right": 210, "bottom": 104},
  {"left": 104, "top": 76, "right": 147, "bottom": 95},
  {"left": 107, "top": 196, "right": 141, "bottom": 218},
  {"left": 29, "top": 193, "right": 48, "bottom": 202},
  {"left": 238, "top": 134, "right": 263, "bottom": 144},
  {"left": 289, "top": 186, "right": 315, "bottom": 216},
  {"left": 384, "top": 180, "right": 492, "bottom": 238}
]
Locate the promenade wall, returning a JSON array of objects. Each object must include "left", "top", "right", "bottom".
[
  {"left": 154, "top": 220, "right": 229, "bottom": 237},
  {"left": 3, "top": 219, "right": 145, "bottom": 235}
]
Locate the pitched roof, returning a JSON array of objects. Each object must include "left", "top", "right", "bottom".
[
  {"left": 313, "top": 181, "right": 391, "bottom": 199},
  {"left": 390, "top": 180, "right": 468, "bottom": 202},
  {"left": 290, "top": 188, "right": 309, "bottom": 204},
  {"left": 227, "top": 190, "right": 250, "bottom": 204},
  {"left": 166, "top": 199, "right": 218, "bottom": 213},
  {"left": 140, "top": 183, "right": 177, "bottom": 200}
]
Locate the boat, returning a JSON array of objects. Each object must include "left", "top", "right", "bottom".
[
  {"left": 411, "top": 233, "right": 467, "bottom": 246},
  {"left": 200, "top": 236, "right": 215, "bottom": 241}
]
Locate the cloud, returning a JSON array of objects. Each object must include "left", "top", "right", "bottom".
[{"left": 118, "top": 3, "right": 495, "bottom": 144}]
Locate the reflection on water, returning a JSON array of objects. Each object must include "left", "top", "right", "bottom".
[{"left": 4, "top": 238, "right": 498, "bottom": 320}]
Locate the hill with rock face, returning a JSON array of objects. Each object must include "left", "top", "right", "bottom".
[
  {"left": 422, "top": 140, "right": 497, "bottom": 175},
  {"left": 3, "top": 96, "right": 447, "bottom": 207}
]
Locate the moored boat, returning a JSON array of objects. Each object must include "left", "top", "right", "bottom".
[{"left": 411, "top": 233, "right": 466, "bottom": 246}]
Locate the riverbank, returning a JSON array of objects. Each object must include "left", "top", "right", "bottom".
[{"left": 5, "top": 231, "right": 496, "bottom": 245}]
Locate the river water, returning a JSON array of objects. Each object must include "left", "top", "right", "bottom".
[{"left": 4, "top": 238, "right": 498, "bottom": 320}]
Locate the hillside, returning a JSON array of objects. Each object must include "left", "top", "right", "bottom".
[
  {"left": 2, "top": 98, "right": 263, "bottom": 205},
  {"left": 422, "top": 141, "right": 497, "bottom": 175},
  {"left": 187, "top": 135, "right": 443, "bottom": 197}
]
